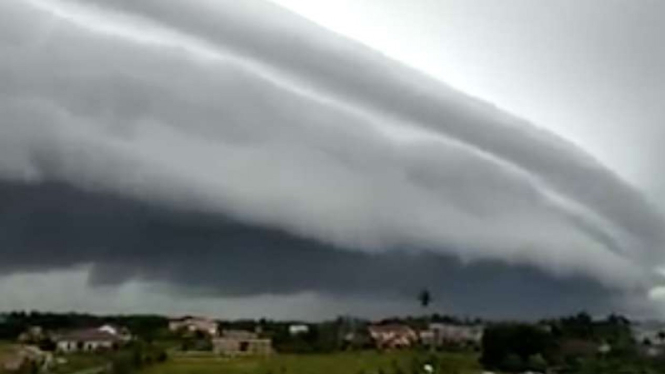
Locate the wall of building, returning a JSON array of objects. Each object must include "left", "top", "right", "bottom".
[
  {"left": 57, "top": 340, "right": 115, "bottom": 353},
  {"left": 213, "top": 338, "right": 272, "bottom": 356}
]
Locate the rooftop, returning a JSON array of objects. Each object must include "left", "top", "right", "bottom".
[{"left": 56, "top": 329, "right": 122, "bottom": 342}]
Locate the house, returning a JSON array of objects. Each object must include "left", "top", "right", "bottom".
[
  {"left": 368, "top": 324, "right": 418, "bottom": 349},
  {"left": 98, "top": 324, "right": 132, "bottom": 342},
  {"left": 341, "top": 331, "right": 373, "bottom": 349},
  {"left": 427, "top": 323, "right": 484, "bottom": 346},
  {"left": 169, "top": 316, "right": 218, "bottom": 336},
  {"left": 55, "top": 329, "right": 123, "bottom": 353},
  {"left": 18, "top": 326, "right": 45, "bottom": 344},
  {"left": 288, "top": 324, "right": 310, "bottom": 336},
  {"left": 640, "top": 345, "right": 664, "bottom": 358},
  {"left": 418, "top": 329, "right": 436, "bottom": 346},
  {"left": 632, "top": 322, "right": 665, "bottom": 346},
  {"left": 213, "top": 330, "right": 273, "bottom": 357},
  {"left": 598, "top": 342, "right": 612, "bottom": 355}
]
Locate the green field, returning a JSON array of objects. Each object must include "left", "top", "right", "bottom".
[
  {"left": 0, "top": 342, "right": 17, "bottom": 364},
  {"left": 141, "top": 351, "right": 481, "bottom": 374},
  {"left": 0, "top": 342, "right": 15, "bottom": 353},
  {"left": 51, "top": 353, "right": 109, "bottom": 374}
]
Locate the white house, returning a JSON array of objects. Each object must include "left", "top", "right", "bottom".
[
  {"left": 288, "top": 324, "right": 310, "bottom": 336},
  {"left": 428, "top": 323, "right": 484, "bottom": 345},
  {"left": 56, "top": 329, "right": 123, "bottom": 353},
  {"left": 632, "top": 322, "right": 665, "bottom": 345},
  {"left": 169, "top": 316, "right": 218, "bottom": 336}
]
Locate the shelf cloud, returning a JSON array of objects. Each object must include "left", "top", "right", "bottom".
[{"left": 1, "top": 0, "right": 663, "bottom": 317}]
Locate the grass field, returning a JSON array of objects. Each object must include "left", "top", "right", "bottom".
[
  {"left": 50, "top": 353, "right": 109, "bottom": 374},
  {"left": 0, "top": 342, "right": 15, "bottom": 353},
  {"left": 141, "top": 351, "right": 481, "bottom": 374},
  {"left": 0, "top": 342, "right": 18, "bottom": 364}
]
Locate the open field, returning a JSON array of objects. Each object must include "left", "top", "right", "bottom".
[
  {"left": 0, "top": 342, "right": 15, "bottom": 353},
  {"left": 0, "top": 342, "right": 18, "bottom": 365},
  {"left": 141, "top": 351, "right": 481, "bottom": 374},
  {"left": 50, "top": 353, "right": 109, "bottom": 374}
]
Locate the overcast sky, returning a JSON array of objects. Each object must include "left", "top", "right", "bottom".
[
  {"left": 1, "top": 0, "right": 664, "bottom": 320},
  {"left": 270, "top": 0, "right": 665, "bottom": 193}
]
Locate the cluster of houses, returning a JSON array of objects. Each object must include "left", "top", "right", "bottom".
[
  {"left": 168, "top": 316, "right": 274, "bottom": 356},
  {"left": 1, "top": 324, "right": 132, "bottom": 372},
  {"left": 5, "top": 313, "right": 663, "bottom": 373},
  {"left": 632, "top": 321, "right": 665, "bottom": 358},
  {"left": 0, "top": 318, "right": 482, "bottom": 373},
  {"left": 366, "top": 323, "right": 484, "bottom": 350},
  {"left": 16, "top": 324, "right": 132, "bottom": 354},
  {"left": 168, "top": 316, "right": 218, "bottom": 336},
  {"left": 168, "top": 316, "right": 485, "bottom": 354},
  {"left": 2, "top": 315, "right": 294, "bottom": 371}
]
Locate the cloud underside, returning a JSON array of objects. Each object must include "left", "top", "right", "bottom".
[
  {"left": 0, "top": 181, "right": 616, "bottom": 318},
  {"left": 0, "top": 0, "right": 663, "bottom": 315}
]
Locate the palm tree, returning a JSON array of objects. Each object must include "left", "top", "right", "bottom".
[
  {"left": 417, "top": 288, "right": 434, "bottom": 352},
  {"left": 418, "top": 289, "right": 432, "bottom": 309}
]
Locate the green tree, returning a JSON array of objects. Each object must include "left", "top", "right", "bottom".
[
  {"left": 501, "top": 354, "right": 523, "bottom": 372},
  {"left": 527, "top": 354, "right": 548, "bottom": 372},
  {"left": 481, "top": 324, "right": 554, "bottom": 370},
  {"left": 156, "top": 350, "right": 168, "bottom": 363}
]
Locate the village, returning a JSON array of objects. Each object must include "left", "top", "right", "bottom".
[
  {"left": 0, "top": 313, "right": 486, "bottom": 373},
  {"left": 1, "top": 311, "right": 665, "bottom": 374}
]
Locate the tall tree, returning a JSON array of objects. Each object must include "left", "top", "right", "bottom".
[{"left": 418, "top": 289, "right": 432, "bottom": 309}]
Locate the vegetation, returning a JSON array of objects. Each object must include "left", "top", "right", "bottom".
[
  {"left": 104, "top": 341, "right": 169, "bottom": 374},
  {"left": 49, "top": 353, "right": 109, "bottom": 374},
  {"left": 480, "top": 323, "right": 555, "bottom": 371},
  {"left": 480, "top": 312, "right": 665, "bottom": 373}
]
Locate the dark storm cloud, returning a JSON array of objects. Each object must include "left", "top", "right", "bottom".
[
  {"left": 0, "top": 0, "right": 663, "bottom": 316},
  {"left": 0, "top": 180, "right": 615, "bottom": 318}
]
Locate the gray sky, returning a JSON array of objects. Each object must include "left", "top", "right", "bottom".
[
  {"left": 0, "top": 0, "right": 664, "bottom": 320},
  {"left": 270, "top": 0, "right": 665, "bottom": 193}
]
